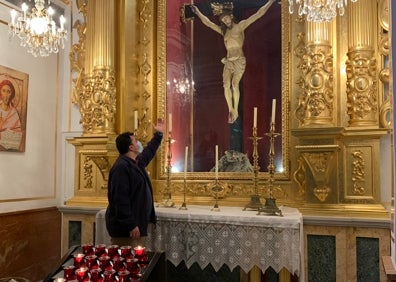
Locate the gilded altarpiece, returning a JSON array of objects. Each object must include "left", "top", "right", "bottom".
[{"left": 65, "top": 0, "right": 390, "bottom": 218}]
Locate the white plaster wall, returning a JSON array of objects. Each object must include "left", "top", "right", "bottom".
[{"left": 0, "top": 0, "right": 81, "bottom": 212}]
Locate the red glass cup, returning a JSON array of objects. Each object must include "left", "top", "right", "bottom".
[
  {"left": 98, "top": 255, "right": 111, "bottom": 270},
  {"left": 63, "top": 265, "right": 76, "bottom": 280},
  {"left": 117, "top": 270, "right": 130, "bottom": 282},
  {"left": 126, "top": 258, "right": 140, "bottom": 277},
  {"left": 82, "top": 243, "right": 94, "bottom": 256},
  {"left": 73, "top": 253, "right": 85, "bottom": 267},
  {"left": 85, "top": 254, "right": 98, "bottom": 269},
  {"left": 106, "top": 245, "right": 119, "bottom": 258},
  {"left": 103, "top": 269, "right": 117, "bottom": 282},
  {"left": 94, "top": 244, "right": 107, "bottom": 257},
  {"left": 75, "top": 266, "right": 89, "bottom": 282},
  {"left": 119, "top": 245, "right": 132, "bottom": 258},
  {"left": 133, "top": 246, "right": 145, "bottom": 257},
  {"left": 134, "top": 246, "right": 148, "bottom": 263},
  {"left": 112, "top": 256, "right": 125, "bottom": 271},
  {"left": 89, "top": 268, "right": 103, "bottom": 282}
]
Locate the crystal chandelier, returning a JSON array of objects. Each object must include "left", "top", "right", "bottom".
[
  {"left": 288, "top": 0, "right": 359, "bottom": 22},
  {"left": 8, "top": 0, "right": 67, "bottom": 57}
]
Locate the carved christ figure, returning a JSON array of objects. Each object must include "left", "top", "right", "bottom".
[{"left": 191, "top": 0, "right": 275, "bottom": 123}]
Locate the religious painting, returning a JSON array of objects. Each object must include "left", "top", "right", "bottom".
[
  {"left": 165, "top": 0, "right": 284, "bottom": 175},
  {"left": 0, "top": 65, "right": 29, "bottom": 152}
]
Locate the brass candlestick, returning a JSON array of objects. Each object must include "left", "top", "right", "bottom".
[
  {"left": 179, "top": 177, "right": 188, "bottom": 210},
  {"left": 258, "top": 122, "right": 282, "bottom": 216},
  {"left": 243, "top": 126, "right": 263, "bottom": 210},
  {"left": 159, "top": 131, "right": 175, "bottom": 207}
]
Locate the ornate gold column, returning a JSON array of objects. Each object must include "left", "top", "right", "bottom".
[
  {"left": 346, "top": 0, "right": 378, "bottom": 127},
  {"left": 75, "top": 0, "right": 116, "bottom": 134},
  {"left": 67, "top": 0, "right": 118, "bottom": 206},
  {"left": 295, "top": 21, "right": 335, "bottom": 127}
]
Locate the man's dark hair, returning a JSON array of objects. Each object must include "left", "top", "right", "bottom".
[{"left": 116, "top": 131, "right": 134, "bottom": 154}]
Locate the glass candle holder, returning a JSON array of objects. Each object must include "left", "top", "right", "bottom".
[
  {"left": 133, "top": 246, "right": 145, "bottom": 257},
  {"left": 73, "top": 253, "right": 85, "bottom": 267},
  {"left": 117, "top": 270, "right": 131, "bottom": 282},
  {"left": 112, "top": 256, "right": 125, "bottom": 272},
  {"left": 94, "top": 244, "right": 107, "bottom": 257},
  {"left": 126, "top": 258, "right": 140, "bottom": 277},
  {"left": 103, "top": 269, "right": 117, "bottom": 282},
  {"left": 85, "top": 254, "right": 98, "bottom": 269},
  {"left": 75, "top": 266, "right": 89, "bottom": 282},
  {"left": 98, "top": 255, "right": 111, "bottom": 270},
  {"left": 89, "top": 268, "right": 103, "bottom": 282},
  {"left": 119, "top": 245, "right": 132, "bottom": 258},
  {"left": 82, "top": 243, "right": 94, "bottom": 256},
  {"left": 63, "top": 265, "right": 76, "bottom": 280},
  {"left": 106, "top": 245, "right": 119, "bottom": 258},
  {"left": 134, "top": 246, "right": 147, "bottom": 263}
]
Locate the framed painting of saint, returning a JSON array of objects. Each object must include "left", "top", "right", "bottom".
[{"left": 0, "top": 65, "right": 29, "bottom": 152}]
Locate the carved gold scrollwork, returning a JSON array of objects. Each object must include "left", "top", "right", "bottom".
[
  {"left": 293, "top": 156, "right": 306, "bottom": 197},
  {"left": 294, "top": 37, "right": 334, "bottom": 126},
  {"left": 296, "top": 145, "right": 339, "bottom": 202},
  {"left": 70, "top": 1, "right": 87, "bottom": 114},
  {"left": 90, "top": 156, "right": 110, "bottom": 190},
  {"left": 83, "top": 156, "right": 93, "bottom": 189},
  {"left": 351, "top": 150, "right": 365, "bottom": 195},
  {"left": 78, "top": 68, "right": 117, "bottom": 134},
  {"left": 346, "top": 50, "right": 378, "bottom": 126}
]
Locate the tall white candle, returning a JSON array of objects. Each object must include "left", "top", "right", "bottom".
[
  {"left": 168, "top": 113, "right": 172, "bottom": 132},
  {"left": 253, "top": 107, "right": 257, "bottom": 128},
  {"left": 215, "top": 145, "right": 219, "bottom": 179},
  {"left": 271, "top": 99, "right": 276, "bottom": 123},
  {"left": 134, "top": 110, "right": 138, "bottom": 130},
  {"left": 184, "top": 146, "right": 188, "bottom": 179}
]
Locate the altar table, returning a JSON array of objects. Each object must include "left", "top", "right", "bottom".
[{"left": 96, "top": 205, "right": 303, "bottom": 279}]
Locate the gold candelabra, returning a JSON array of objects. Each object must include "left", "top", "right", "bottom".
[
  {"left": 258, "top": 122, "right": 282, "bottom": 216},
  {"left": 243, "top": 126, "right": 263, "bottom": 210},
  {"left": 159, "top": 131, "right": 175, "bottom": 207}
]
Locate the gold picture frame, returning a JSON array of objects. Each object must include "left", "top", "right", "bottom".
[{"left": 157, "top": 0, "right": 290, "bottom": 181}]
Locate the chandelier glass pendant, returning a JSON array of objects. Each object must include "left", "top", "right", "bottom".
[
  {"left": 9, "top": 0, "right": 67, "bottom": 57},
  {"left": 288, "top": 0, "right": 359, "bottom": 22}
]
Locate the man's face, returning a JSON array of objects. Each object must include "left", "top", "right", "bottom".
[{"left": 129, "top": 136, "right": 140, "bottom": 154}]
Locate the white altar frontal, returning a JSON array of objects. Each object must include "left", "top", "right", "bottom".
[{"left": 96, "top": 205, "right": 303, "bottom": 280}]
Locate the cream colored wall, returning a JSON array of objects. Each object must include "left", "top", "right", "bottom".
[{"left": 0, "top": 0, "right": 79, "bottom": 213}]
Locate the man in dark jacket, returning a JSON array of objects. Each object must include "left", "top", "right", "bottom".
[{"left": 105, "top": 119, "right": 164, "bottom": 247}]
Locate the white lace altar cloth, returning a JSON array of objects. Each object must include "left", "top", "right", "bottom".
[{"left": 146, "top": 205, "right": 303, "bottom": 277}]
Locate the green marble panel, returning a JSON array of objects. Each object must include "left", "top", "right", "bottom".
[
  {"left": 307, "top": 234, "right": 336, "bottom": 282},
  {"left": 69, "top": 220, "right": 82, "bottom": 248},
  {"left": 356, "top": 237, "right": 379, "bottom": 282}
]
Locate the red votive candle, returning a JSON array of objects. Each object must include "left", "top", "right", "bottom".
[
  {"left": 120, "top": 245, "right": 132, "bottom": 258},
  {"left": 94, "top": 244, "right": 107, "bottom": 256},
  {"left": 117, "top": 270, "right": 131, "bottom": 282},
  {"left": 82, "top": 243, "right": 94, "bottom": 255},
  {"left": 75, "top": 266, "right": 89, "bottom": 281},
  {"left": 134, "top": 246, "right": 145, "bottom": 257},
  {"left": 73, "top": 253, "right": 85, "bottom": 267},
  {"left": 63, "top": 265, "right": 76, "bottom": 279},
  {"left": 106, "top": 245, "right": 119, "bottom": 258}
]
